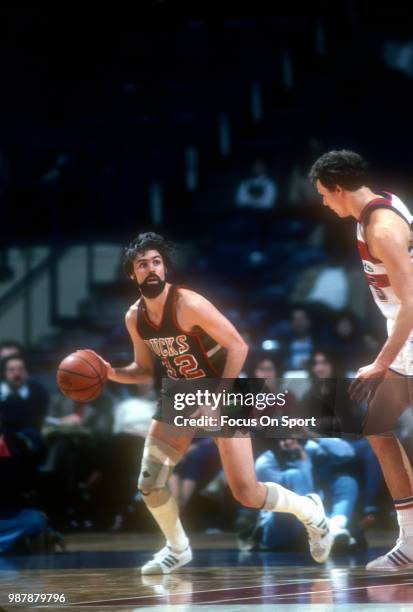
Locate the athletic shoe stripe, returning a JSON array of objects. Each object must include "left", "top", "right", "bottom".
[
  {"left": 396, "top": 550, "right": 413, "bottom": 563},
  {"left": 394, "top": 495, "right": 413, "bottom": 504},
  {"left": 392, "top": 551, "right": 407, "bottom": 565},
  {"left": 393, "top": 551, "right": 408, "bottom": 565},
  {"left": 395, "top": 502, "right": 413, "bottom": 510},
  {"left": 387, "top": 553, "right": 401, "bottom": 566},
  {"left": 387, "top": 553, "right": 402, "bottom": 566},
  {"left": 162, "top": 557, "right": 178, "bottom": 567}
]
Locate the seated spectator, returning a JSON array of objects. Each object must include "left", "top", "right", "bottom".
[
  {"left": 301, "top": 349, "right": 365, "bottom": 436},
  {"left": 104, "top": 384, "right": 157, "bottom": 530},
  {"left": 250, "top": 352, "right": 299, "bottom": 440},
  {"left": 41, "top": 389, "right": 115, "bottom": 529},
  {"left": 288, "top": 308, "right": 315, "bottom": 370},
  {"left": 0, "top": 458, "right": 55, "bottom": 555},
  {"left": 235, "top": 355, "right": 299, "bottom": 537},
  {"left": 0, "top": 355, "right": 48, "bottom": 457},
  {"left": 252, "top": 438, "right": 313, "bottom": 551},
  {"left": 0, "top": 508, "right": 48, "bottom": 555},
  {"left": 253, "top": 354, "right": 283, "bottom": 394},
  {"left": 0, "top": 356, "right": 62, "bottom": 554},
  {"left": 329, "top": 311, "right": 369, "bottom": 372},
  {"left": 235, "top": 159, "right": 278, "bottom": 211},
  {"left": 249, "top": 436, "right": 358, "bottom": 553},
  {"left": 240, "top": 349, "right": 367, "bottom": 553},
  {"left": 270, "top": 308, "right": 314, "bottom": 370},
  {"left": 305, "top": 438, "right": 358, "bottom": 550},
  {"left": 304, "top": 349, "right": 384, "bottom": 529},
  {"left": 112, "top": 383, "right": 156, "bottom": 437}
]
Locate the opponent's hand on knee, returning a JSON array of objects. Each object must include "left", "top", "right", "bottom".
[{"left": 349, "top": 362, "right": 387, "bottom": 403}]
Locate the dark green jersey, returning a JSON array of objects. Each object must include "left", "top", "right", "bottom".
[{"left": 137, "top": 285, "right": 226, "bottom": 379}]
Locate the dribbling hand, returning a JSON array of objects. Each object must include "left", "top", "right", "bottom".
[{"left": 80, "top": 349, "right": 114, "bottom": 378}]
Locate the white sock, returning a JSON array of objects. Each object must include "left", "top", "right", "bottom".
[
  {"left": 395, "top": 505, "right": 413, "bottom": 539},
  {"left": 146, "top": 496, "right": 189, "bottom": 553},
  {"left": 262, "top": 482, "right": 318, "bottom": 523}
]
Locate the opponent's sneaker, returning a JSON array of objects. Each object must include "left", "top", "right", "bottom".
[
  {"left": 366, "top": 533, "right": 413, "bottom": 571},
  {"left": 303, "top": 494, "right": 333, "bottom": 563},
  {"left": 141, "top": 544, "right": 192, "bottom": 575}
]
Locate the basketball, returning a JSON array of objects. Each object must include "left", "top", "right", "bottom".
[{"left": 56, "top": 349, "right": 108, "bottom": 402}]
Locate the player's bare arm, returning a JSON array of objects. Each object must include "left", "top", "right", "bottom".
[
  {"left": 176, "top": 288, "right": 249, "bottom": 378},
  {"left": 351, "top": 209, "right": 413, "bottom": 399},
  {"left": 107, "top": 302, "right": 155, "bottom": 384}
]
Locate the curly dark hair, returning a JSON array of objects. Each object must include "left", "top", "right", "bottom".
[
  {"left": 308, "top": 149, "right": 369, "bottom": 191},
  {"left": 122, "top": 232, "right": 175, "bottom": 278}
]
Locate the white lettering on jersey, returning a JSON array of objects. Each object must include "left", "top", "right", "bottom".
[{"left": 144, "top": 335, "right": 189, "bottom": 358}]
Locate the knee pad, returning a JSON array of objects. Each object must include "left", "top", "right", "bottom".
[{"left": 138, "top": 436, "right": 183, "bottom": 508}]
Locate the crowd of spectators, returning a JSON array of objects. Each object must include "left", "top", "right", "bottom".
[{"left": 0, "top": 311, "right": 404, "bottom": 558}]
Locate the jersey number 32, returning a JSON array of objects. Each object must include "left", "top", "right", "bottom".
[{"left": 162, "top": 354, "right": 206, "bottom": 379}]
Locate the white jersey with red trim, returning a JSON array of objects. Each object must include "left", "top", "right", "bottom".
[{"left": 357, "top": 191, "right": 413, "bottom": 321}]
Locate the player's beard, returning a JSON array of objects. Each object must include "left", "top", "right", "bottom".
[{"left": 139, "top": 274, "right": 166, "bottom": 299}]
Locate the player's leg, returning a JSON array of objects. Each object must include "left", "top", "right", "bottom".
[
  {"left": 138, "top": 419, "right": 194, "bottom": 574},
  {"left": 364, "top": 370, "right": 413, "bottom": 570},
  {"left": 168, "top": 472, "right": 181, "bottom": 504},
  {"left": 215, "top": 435, "right": 333, "bottom": 562},
  {"left": 253, "top": 449, "right": 314, "bottom": 550},
  {"left": 368, "top": 435, "right": 413, "bottom": 498},
  {"left": 169, "top": 473, "right": 197, "bottom": 509},
  {"left": 364, "top": 371, "right": 412, "bottom": 500}
]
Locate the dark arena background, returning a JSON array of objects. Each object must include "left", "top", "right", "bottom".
[{"left": 1, "top": 4, "right": 413, "bottom": 610}]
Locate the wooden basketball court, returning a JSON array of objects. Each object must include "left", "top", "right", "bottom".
[{"left": 0, "top": 532, "right": 412, "bottom": 610}]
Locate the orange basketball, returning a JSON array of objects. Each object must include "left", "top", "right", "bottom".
[{"left": 56, "top": 349, "right": 108, "bottom": 402}]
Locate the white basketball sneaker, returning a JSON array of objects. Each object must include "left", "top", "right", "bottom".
[
  {"left": 141, "top": 544, "right": 193, "bottom": 575},
  {"left": 366, "top": 531, "right": 413, "bottom": 571},
  {"left": 303, "top": 494, "right": 333, "bottom": 563}
]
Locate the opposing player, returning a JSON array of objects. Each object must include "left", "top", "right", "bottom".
[
  {"left": 103, "top": 232, "right": 332, "bottom": 574},
  {"left": 310, "top": 150, "right": 413, "bottom": 570}
]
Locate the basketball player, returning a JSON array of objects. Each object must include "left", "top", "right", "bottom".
[
  {"left": 102, "top": 232, "right": 332, "bottom": 574},
  {"left": 310, "top": 150, "right": 413, "bottom": 570}
]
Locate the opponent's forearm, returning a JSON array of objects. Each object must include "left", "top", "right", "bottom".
[
  {"left": 376, "top": 301, "right": 413, "bottom": 367},
  {"left": 108, "top": 362, "right": 153, "bottom": 385}
]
